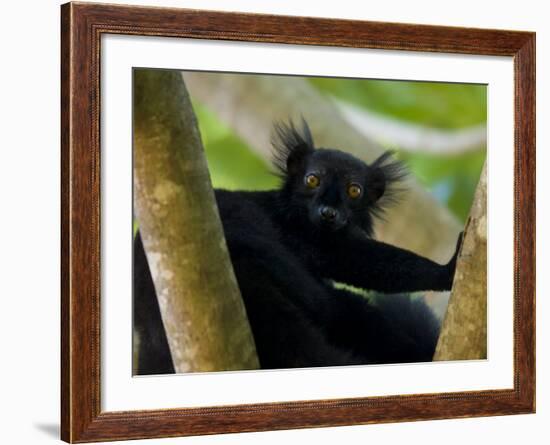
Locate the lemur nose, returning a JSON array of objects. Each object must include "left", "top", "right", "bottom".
[{"left": 320, "top": 206, "right": 337, "bottom": 221}]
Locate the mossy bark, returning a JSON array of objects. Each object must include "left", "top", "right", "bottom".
[
  {"left": 434, "top": 163, "right": 487, "bottom": 361},
  {"left": 133, "top": 69, "right": 259, "bottom": 372}
]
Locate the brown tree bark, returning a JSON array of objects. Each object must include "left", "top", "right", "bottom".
[
  {"left": 434, "top": 163, "right": 487, "bottom": 361},
  {"left": 133, "top": 69, "right": 260, "bottom": 372}
]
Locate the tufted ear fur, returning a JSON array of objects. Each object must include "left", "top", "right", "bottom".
[
  {"left": 366, "top": 151, "right": 408, "bottom": 219},
  {"left": 271, "top": 118, "right": 315, "bottom": 177}
]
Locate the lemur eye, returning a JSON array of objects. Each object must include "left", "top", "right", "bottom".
[
  {"left": 347, "top": 183, "right": 362, "bottom": 199},
  {"left": 305, "top": 174, "right": 320, "bottom": 189}
]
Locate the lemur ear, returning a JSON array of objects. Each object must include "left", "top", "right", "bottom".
[
  {"left": 367, "top": 151, "right": 407, "bottom": 203},
  {"left": 367, "top": 168, "right": 387, "bottom": 202},
  {"left": 271, "top": 118, "right": 315, "bottom": 176}
]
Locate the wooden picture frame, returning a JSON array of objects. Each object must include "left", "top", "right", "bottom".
[{"left": 61, "top": 2, "right": 535, "bottom": 442}]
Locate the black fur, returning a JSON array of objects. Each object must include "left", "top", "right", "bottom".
[{"left": 134, "top": 119, "right": 461, "bottom": 374}]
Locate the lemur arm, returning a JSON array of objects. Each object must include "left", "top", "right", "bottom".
[{"left": 321, "top": 234, "right": 461, "bottom": 293}]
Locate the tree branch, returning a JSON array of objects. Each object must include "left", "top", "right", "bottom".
[
  {"left": 133, "top": 69, "right": 259, "bottom": 372},
  {"left": 434, "top": 163, "right": 487, "bottom": 360},
  {"left": 336, "top": 100, "right": 487, "bottom": 155}
]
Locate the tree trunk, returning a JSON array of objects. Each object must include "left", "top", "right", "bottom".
[
  {"left": 434, "top": 163, "right": 487, "bottom": 361},
  {"left": 133, "top": 69, "right": 259, "bottom": 372},
  {"left": 183, "top": 72, "right": 462, "bottom": 263}
]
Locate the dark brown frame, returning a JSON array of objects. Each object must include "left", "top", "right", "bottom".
[{"left": 61, "top": 1, "right": 536, "bottom": 442}]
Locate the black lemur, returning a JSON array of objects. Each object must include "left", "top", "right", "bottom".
[{"left": 134, "top": 119, "right": 462, "bottom": 374}]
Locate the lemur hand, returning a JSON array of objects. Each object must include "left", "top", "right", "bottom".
[{"left": 445, "top": 231, "right": 464, "bottom": 288}]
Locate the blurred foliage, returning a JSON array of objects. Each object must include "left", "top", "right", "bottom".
[
  {"left": 194, "top": 102, "right": 279, "bottom": 191},
  {"left": 309, "top": 78, "right": 487, "bottom": 129},
  {"left": 136, "top": 76, "right": 486, "bottom": 227},
  {"left": 399, "top": 149, "right": 486, "bottom": 222}
]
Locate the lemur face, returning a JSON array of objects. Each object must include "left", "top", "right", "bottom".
[
  {"left": 299, "top": 149, "right": 370, "bottom": 232},
  {"left": 272, "top": 119, "right": 407, "bottom": 237}
]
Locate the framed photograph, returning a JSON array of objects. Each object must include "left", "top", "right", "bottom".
[{"left": 61, "top": 2, "right": 535, "bottom": 442}]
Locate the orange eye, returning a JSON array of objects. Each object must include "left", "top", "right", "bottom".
[
  {"left": 347, "top": 183, "right": 362, "bottom": 199},
  {"left": 305, "top": 174, "right": 320, "bottom": 188}
]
